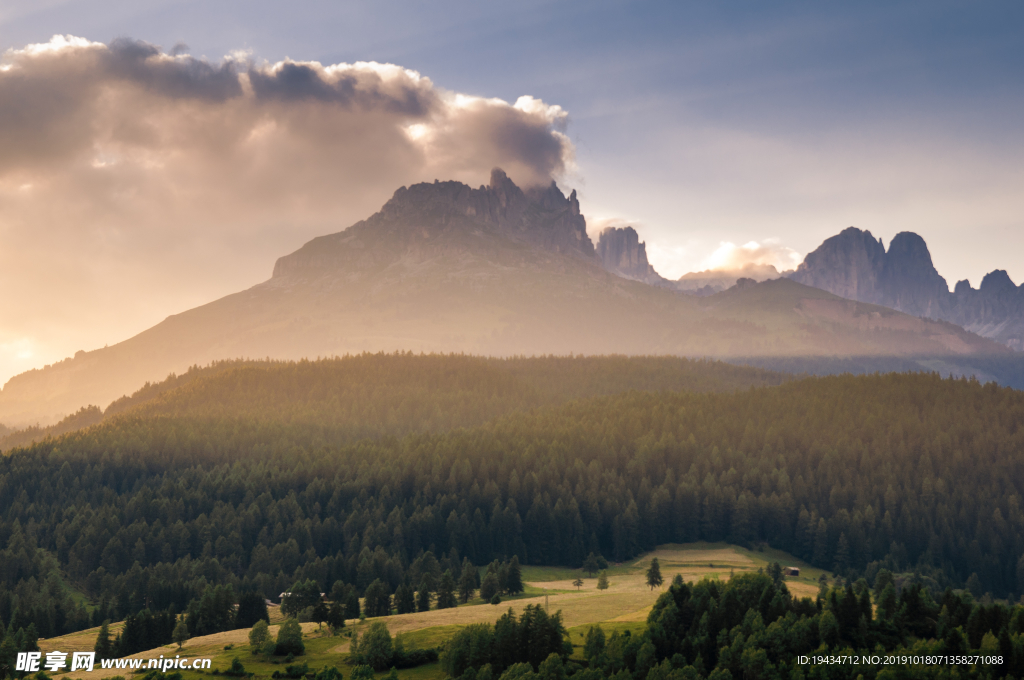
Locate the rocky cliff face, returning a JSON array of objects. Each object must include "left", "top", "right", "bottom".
[
  {"left": 790, "top": 227, "right": 1024, "bottom": 350},
  {"left": 595, "top": 226, "right": 666, "bottom": 284},
  {"left": 790, "top": 227, "right": 888, "bottom": 303}
]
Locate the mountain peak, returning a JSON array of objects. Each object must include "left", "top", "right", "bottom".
[
  {"left": 886, "top": 232, "right": 936, "bottom": 268},
  {"left": 790, "top": 226, "right": 887, "bottom": 303},
  {"left": 275, "top": 169, "right": 595, "bottom": 278},
  {"left": 979, "top": 269, "right": 1017, "bottom": 293},
  {"left": 595, "top": 226, "right": 664, "bottom": 284},
  {"left": 880, "top": 231, "right": 948, "bottom": 315}
]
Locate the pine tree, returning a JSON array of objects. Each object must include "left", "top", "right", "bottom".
[
  {"left": 812, "top": 518, "right": 829, "bottom": 567},
  {"left": 95, "top": 620, "right": 114, "bottom": 658},
  {"left": 646, "top": 558, "right": 663, "bottom": 591},
  {"left": 877, "top": 583, "right": 897, "bottom": 621},
  {"left": 416, "top": 577, "right": 432, "bottom": 612},
  {"left": 572, "top": 578, "right": 584, "bottom": 591},
  {"left": 596, "top": 571, "right": 609, "bottom": 591},
  {"left": 236, "top": 591, "right": 270, "bottom": 629},
  {"left": 436, "top": 570, "right": 457, "bottom": 609},
  {"left": 480, "top": 572, "right": 499, "bottom": 601},
  {"left": 583, "top": 553, "right": 599, "bottom": 577},
  {"left": 833, "top": 533, "right": 850, "bottom": 574},
  {"left": 312, "top": 600, "right": 329, "bottom": 629},
  {"left": 506, "top": 556, "right": 524, "bottom": 595},
  {"left": 395, "top": 584, "right": 415, "bottom": 614},
  {"left": 458, "top": 560, "right": 477, "bottom": 603},
  {"left": 173, "top": 617, "right": 189, "bottom": 649},
  {"left": 364, "top": 580, "right": 392, "bottom": 618},
  {"left": 583, "top": 625, "right": 606, "bottom": 666},
  {"left": 326, "top": 601, "right": 347, "bottom": 634}
]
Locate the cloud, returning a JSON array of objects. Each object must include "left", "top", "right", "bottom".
[
  {"left": 0, "top": 35, "right": 575, "bottom": 387},
  {"left": 585, "top": 216, "right": 637, "bottom": 239},
  {"left": 702, "top": 239, "right": 801, "bottom": 272}
]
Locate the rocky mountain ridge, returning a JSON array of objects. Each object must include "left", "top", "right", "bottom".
[{"left": 789, "top": 227, "right": 1024, "bottom": 350}]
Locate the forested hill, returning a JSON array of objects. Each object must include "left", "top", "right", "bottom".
[
  {"left": 0, "top": 354, "right": 789, "bottom": 451},
  {"left": 2, "top": 366, "right": 1024, "bottom": 646}
]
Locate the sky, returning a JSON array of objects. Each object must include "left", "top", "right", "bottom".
[{"left": 1, "top": 0, "right": 1023, "bottom": 385}]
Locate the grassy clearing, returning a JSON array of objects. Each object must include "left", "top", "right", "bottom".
[
  {"left": 46, "top": 543, "right": 824, "bottom": 680},
  {"left": 40, "top": 622, "right": 125, "bottom": 654},
  {"left": 518, "top": 564, "right": 632, "bottom": 583}
]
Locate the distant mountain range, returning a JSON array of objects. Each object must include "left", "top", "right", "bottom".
[
  {"left": 0, "top": 171, "right": 1013, "bottom": 426},
  {"left": 789, "top": 227, "right": 1024, "bottom": 351},
  {"left": 594, "top": 221, "right": 1024, "bottom": 350}
]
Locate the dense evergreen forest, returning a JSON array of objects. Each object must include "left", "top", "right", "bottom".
[
  {"left": 0, "top": 354, "right": 787, "bottom": 451},
  {"left": 0, "top": 354, "right": 1022, "bottom": 671}
]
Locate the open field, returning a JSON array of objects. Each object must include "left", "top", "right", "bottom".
[{"left": 44, "top": 543, "right": 827, "bottom": 680}]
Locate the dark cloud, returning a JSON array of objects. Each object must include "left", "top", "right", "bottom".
[
  {"left": 248, "top": 60, "right": 435, "bottom": 116},
  {"left": 104, "top": 37, "right": 243, "bottom": 101}
]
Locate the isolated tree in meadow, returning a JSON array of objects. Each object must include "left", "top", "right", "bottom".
[
  {"left": 572, "top": 578, "right": 583, "bottom": 591},
  {"left": 583, "top": 553, "right": 599, "bottom": 577},
  {"left": 353, "top": 621, "right": 394, "bottom": 671},
  {"left": 274, "top": 617, "right": 305, "bottom": 656},
  {"left": 94, "top": 620, "right": 114, "bottom": 658},
  {"left": 646, "top": 558, "right": 663, "bottom": 591},
  {"left": 596, "top": 572, "right": 609, "bottom": 591},
  {"left": 248, "top": 620, "right": 269, "bottom": 654},
  {"left": 172, "top": 617, "right": 189, "bottom": 649}
]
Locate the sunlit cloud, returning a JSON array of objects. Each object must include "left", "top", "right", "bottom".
[
  {"left": 0, "top": 34, "right": 576, "bottom": 386},
  {"left": 702, "top": 239, "right": 801, "bottom": 272}
]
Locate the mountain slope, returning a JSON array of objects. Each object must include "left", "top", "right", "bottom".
[{"left": 0, "top": 175, "right": 1009, "bottom": 425}]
